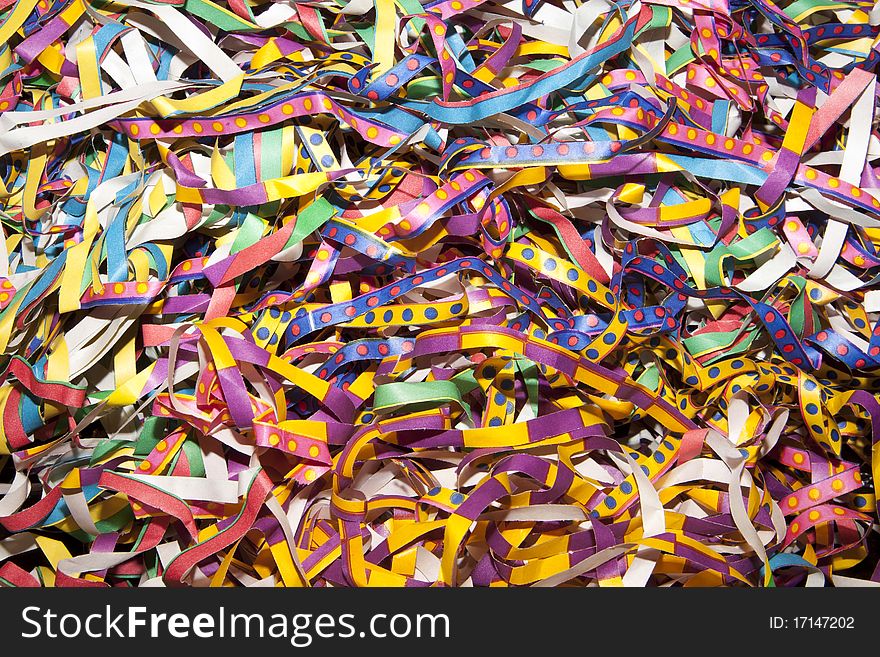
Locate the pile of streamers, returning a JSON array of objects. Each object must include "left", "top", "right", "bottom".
[{"left": 3, "top": 0, "right": 880, "bottom": 588}]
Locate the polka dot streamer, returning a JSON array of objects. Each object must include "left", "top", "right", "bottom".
[{"left": 1, "top": 0, "right": 880, "bottom": 587}]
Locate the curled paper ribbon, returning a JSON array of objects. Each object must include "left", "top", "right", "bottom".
[{"left": 1, "top": 0, "right": 880, "bottom": 588}]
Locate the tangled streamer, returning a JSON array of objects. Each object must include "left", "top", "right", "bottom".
[{"left": 2, "top": 0, "right": 880, "bottom": 587}]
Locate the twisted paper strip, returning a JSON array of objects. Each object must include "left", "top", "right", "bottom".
[{"left": 1, "top": 0, "right": 879, "bottom": 587}]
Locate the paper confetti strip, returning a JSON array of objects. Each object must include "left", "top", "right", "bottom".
[{"left": 1, "top": 0, "right": 880, "bottom": 587}]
